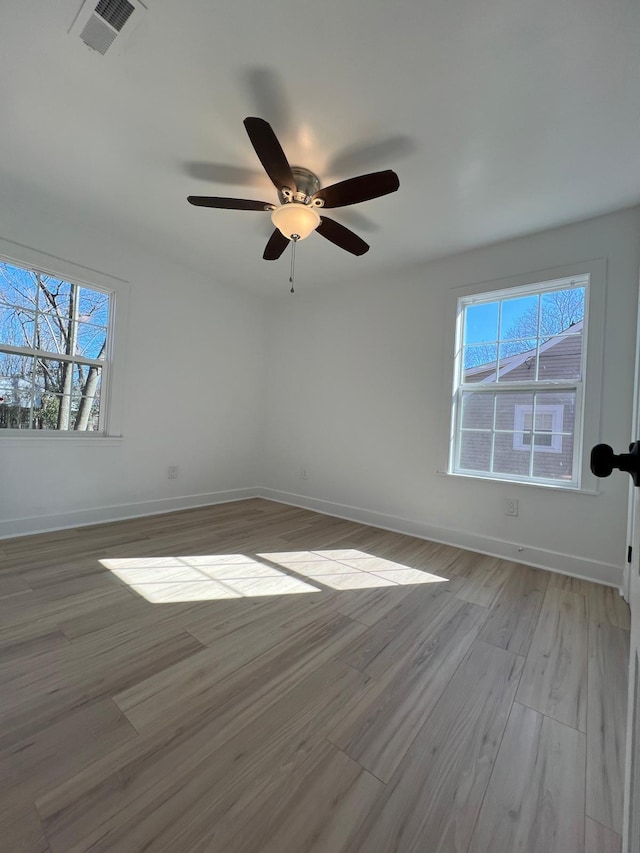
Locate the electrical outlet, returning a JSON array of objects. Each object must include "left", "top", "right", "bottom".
[
  {"left": 168, "top": 466, "right": 178, "bottom": 479},
  {"left": 301, "top": 468, "right": 308, "bottom": 480},
  {"left": 504, "top": 497, "right": 518, "bottom": 517}
]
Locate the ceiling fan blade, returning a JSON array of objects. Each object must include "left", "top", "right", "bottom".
[
  {"left": 263, "top": 229, "right": 290, "bottom": 260},
  {"left": 316, "top": 217, "right": 369, "bottom": 256},
  {"left": 243, "top": 117, "right": 296, "bottom": 193},
  {"left": 312, "top": 170, "right": 399, "bottom": 209},
  {"left": 187, "top": 196, "right": 272, "bottom": 211}
]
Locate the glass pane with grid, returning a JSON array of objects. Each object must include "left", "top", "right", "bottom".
[
  {"left": 461, "top": 286, "right": 585, "bottom": 385},
  {"left": 457, "top": 388, "right": 577, "bottom": 483},
  {"left": 33, "top": 359, "right": 103, "bottom": 431},
  {"left": 0, "top": 260, "right": 110, "bottom": 432}
]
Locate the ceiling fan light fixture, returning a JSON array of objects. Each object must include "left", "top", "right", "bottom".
[{"left": 271, "top": 202, "right": 320, "bottom": 241}]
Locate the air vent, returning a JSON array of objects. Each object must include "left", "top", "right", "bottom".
[
  {"left": 69, "top": 0, "right": 147, "bottom": 56},
  {"left": 95, "top": 0, "right": 135, "bottom": 31},
  {"left": 80, "top": 14, "right": 118, "bottom": 54}
]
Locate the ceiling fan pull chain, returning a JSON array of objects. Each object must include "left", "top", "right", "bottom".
[{"left": 289, "top": 235, "right": 299, "bottom": 293}]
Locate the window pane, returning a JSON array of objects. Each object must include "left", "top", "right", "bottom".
[
  {"left": 33, "top": 359, "right": 102, "bottom": 430},
  {"left": 0, "top": 401, "right": 27, "bottom": 428},
  {"left": 495, "top": 391, "right": 533, "bottom": 430},
  {"left": 36, "top": 313, "right": 69, "bottom": 354},
  {"left": 32, "top": 387, "right": 102, "bottom": 431},
  {"left": 500, "top": 294, "right": 539, "bottom": 342},
  {"left": 76, "top": 322, "right": 107, "bottom": 359},
  {"left": 32, "top": 393, "right": 65, "bottom": 430},
  {"left": 74, "top": 392, "right": 102, "bottom": 431},
  {"left": 534, "top": 390, "right": 575, "bottom": 437},
  {"left": 533, "top": 431, "right": 574, "bottom": 480},
  {"left": 0, "top": 262, "right": 38, "bottom": 308},
  {"left": 464, "top": 302, "right": 498, "bottom": 345},
  {"left": 463, "top": 344, "right": 497, "bottom": 382},
  {"left": 37, "top": 276, "right": 73, "bottom": 319},
  {"left": 78, "top": 287, "right": 110, "bottom": 327},
  {"left": 497, "top": 341, "right": 537, "bottom": 381},
  {"left": 537, "top": 333, "right": 582, "bottom": 380},
  {"left": 461, "top": 391, "right": 495, "bottom": 430},
  {"left": 0, "top": 304, "right": 35, "bottom": 348},
  {"left": 458, "top": 431, "right": 492, "bottom": 472},
  {"left": 0, "top": 352, "right": 33, "bottom": 428},
  {"left": 540, "top": 287, "right": 585, "bottom": 339},
  {"left": 493, "top": 433, "right": 531, "bottom": 476}
]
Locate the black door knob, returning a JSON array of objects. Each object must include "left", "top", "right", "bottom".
[{"left": 590, "top": 442, "right": 640, "bottom": 486}]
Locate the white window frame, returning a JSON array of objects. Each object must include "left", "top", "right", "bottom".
[
  {"left": 0, "top": 236, "right": 129, "bottom": 441},
  {"left": 441, "top": 259, "right": 607, "bottom": 493}
]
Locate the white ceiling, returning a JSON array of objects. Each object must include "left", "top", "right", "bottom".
[{"left": 1, "top": 0, "right": 639, "bottom": 294}]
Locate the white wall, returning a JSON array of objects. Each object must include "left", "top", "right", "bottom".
[
  {"left": 0, "top": 174, "right": 267, "bottom": 536},
  {"left": 261, "top": 207, "right": 640, "bottom": 585},
  {"left": 2, "top": 175, "right": 638, "bottom": 588}
]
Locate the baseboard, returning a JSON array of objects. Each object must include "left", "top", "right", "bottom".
[
  {"left": 2, "top": 486, "right": 623, "bottom": 588},
  {"left": 256, "top": 487, "right": 623, "bottom": 588},
  {"left": 0, "top": 488, "right": 258, "bottom": 540}
]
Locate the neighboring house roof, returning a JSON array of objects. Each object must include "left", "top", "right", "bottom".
[{"left": 466, "top": 320, "right": 583, "bottom": 383}]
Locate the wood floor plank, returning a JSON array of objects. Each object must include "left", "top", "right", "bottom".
[
  {"left": 347, "top": 641, "right": 523, "bottom": 853},
  {"left": 0, "top": 621, "right": 204, "bottom": 750},
  {"left": 335, "top": 585, "right": 415, "bottom": 625},
  {"left": 585, "top": 817, "right": 622, "bottom": 853},
  {"left": 0, "top": 698, "right": 138, "bottom": 817},
  {"left": 0, "top": 582, "right": 133, "bottom": 634},
  {"left": 0, "top": 623, "right": 69, "bottom": 666},
  {"left": 516, "top": 587, "right": 588, "bottom": 730},
  {"left": 181, "top": 588, "right": 338, "bottom": 646},
  {"left": 467, "top": 702, "right": 585, "bottom": 853},
  {"left": 337, "top": 583, "right": 455, "bottom": 675},
  {"left": 0, "top": 571, "right": 32, "bottom": 595},
  {"left": 57, "top": 594, "right": 208, "bottom": 641},
  {"left": 586, "top": 621, "right": 629, "bottom": 833},
  {"left": 114, "top": 610, "right": 367, "bottom": 736},
  {"left": 477, "top": 563, "right": 549, "bottom": 656},
  {"left": 0, "top": 802, "right": 50, "bottom": 853},
  {"left": 329, "top": 597, "right": 487, "bottom": 781},
  {"left": 37, "top": 659, "right": 369, "bottom": 853},
  {"left": 587, "top": 584, "right": 631, "bottom": 630},
  {"left": 547, "top": 572, "right": 593, "bottom": 595},
  {"left": 454, "top": 557, "right": 510, "bottom": 608},
  {"left": 211, "top": 741, "right": 384, "bottom": 853}
]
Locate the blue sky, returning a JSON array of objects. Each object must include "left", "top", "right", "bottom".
[
  {"left": 464, "top": 288, "right": 585, "bottom": 347},
  {"left": 464, "top": 294, "right": 539, "bottom": 345}
]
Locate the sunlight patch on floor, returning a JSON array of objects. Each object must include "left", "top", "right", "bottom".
[
  {"left": 100, "top": 550, "right": 448, "bottom": 602},
  {"left": 259, "top": 550, "right": 449, "bottom": 591},
  {"left": 100, "top": 555, "right": 319, "bottom": 602}
]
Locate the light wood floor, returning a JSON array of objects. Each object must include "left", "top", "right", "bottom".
[{"left": 0, "top": 498, "right": 630, "bottom": 853}]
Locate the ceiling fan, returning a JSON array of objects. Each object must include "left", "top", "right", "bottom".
[{"left": 187, "top": 117, "right": 400, "bottom": 260}]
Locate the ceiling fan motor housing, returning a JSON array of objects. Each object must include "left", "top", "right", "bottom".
[{"left": 278, "top": 167, "right": 323, "bottom": 206}]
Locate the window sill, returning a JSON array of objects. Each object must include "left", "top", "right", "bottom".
[
  {"left": 437, "top": 469, "right": 600, "bottom": 495},
  {"left": 0, "top": 433, "right": 123, "bottom": 446}
]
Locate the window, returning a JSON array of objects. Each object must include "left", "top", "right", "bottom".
[
  {"left": 513, "top": 404, "right": 564, "bottom": 452},
  {"left": 450, "top": 275, "right": 588, "bottom": 487},
  {"left": 0, "top": 259, "right": 112, "bottom": 431}
]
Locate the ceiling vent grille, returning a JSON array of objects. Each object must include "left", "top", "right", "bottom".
[
  {"left": 94, "top": 0, "right": 135, "bottom": 31},
  {"left": 69, "top": 0, "right": 147, "bottom": 56}
]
